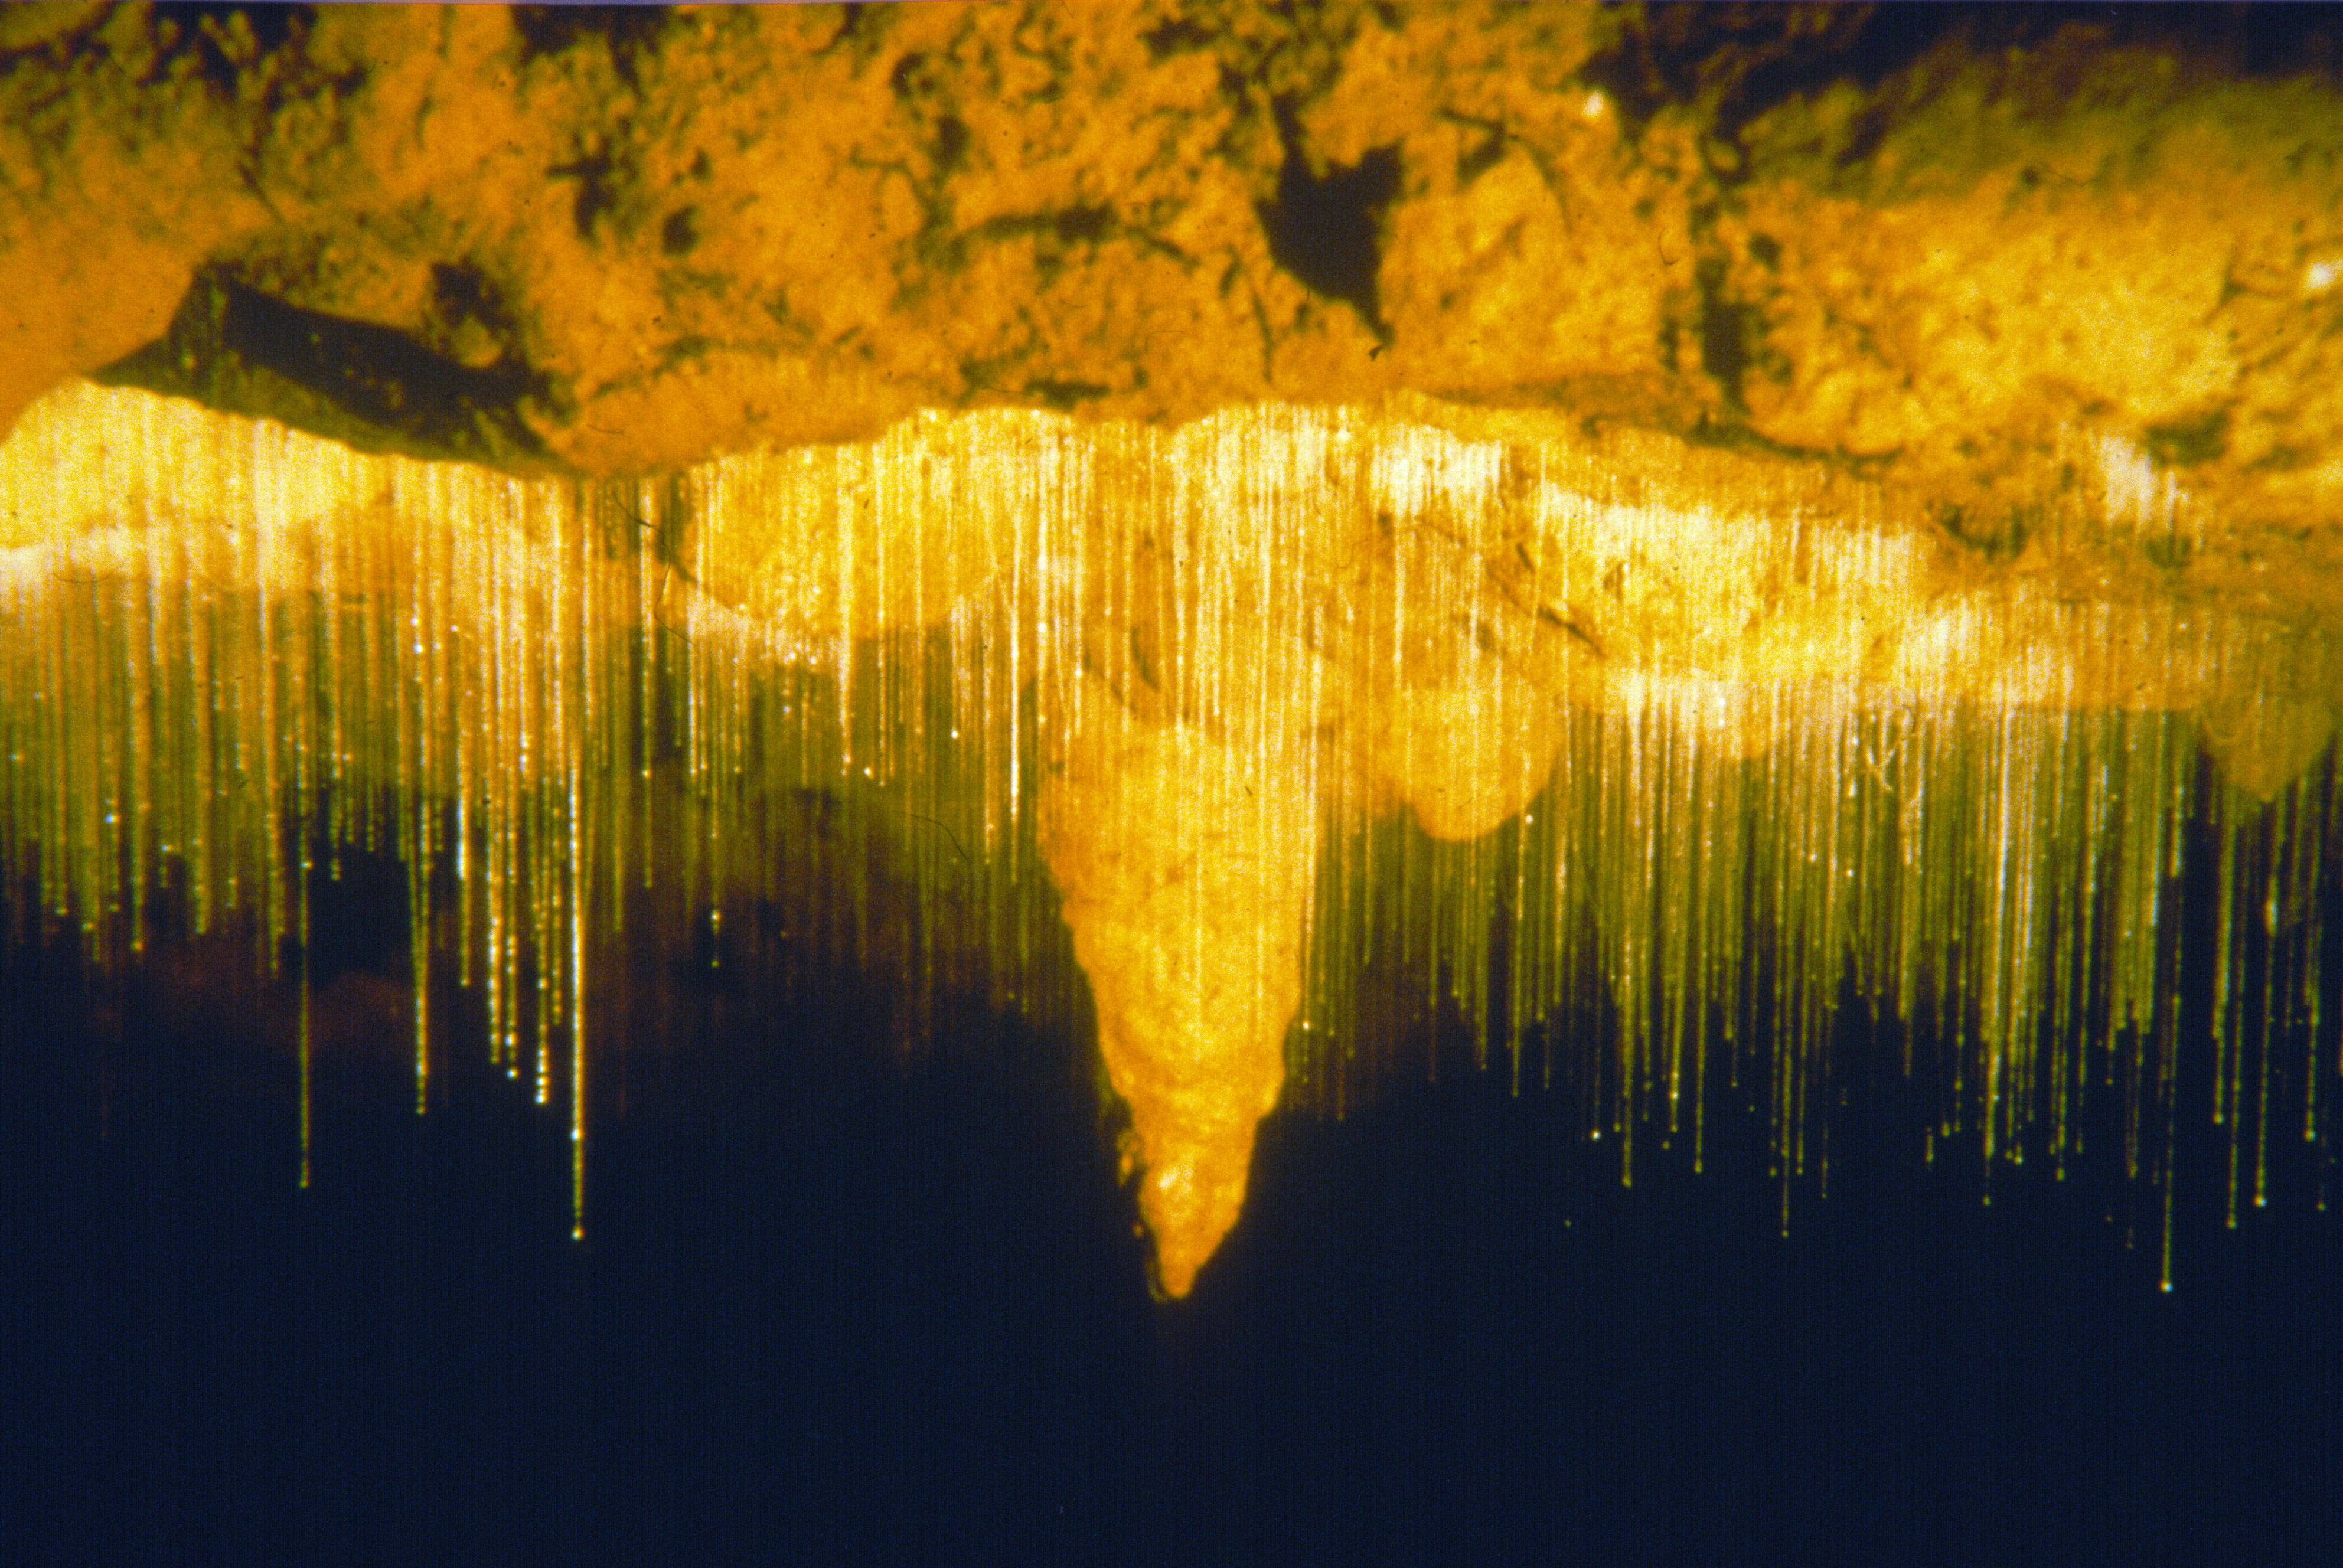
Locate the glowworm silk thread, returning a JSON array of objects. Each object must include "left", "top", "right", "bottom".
[{"left": 2, "top": 382, "right": 2333, "bottom": 1291}]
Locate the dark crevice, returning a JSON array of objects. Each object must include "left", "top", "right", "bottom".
[
  {"left": 823, "top": 3, "right": 866, "bottom": 55},
  {"left": 1450, "top": 116, "right": 1510, "bottom": 185},
  {"left": 94, "top": 267, "right": 552, "bottom": 468},
  {"left": 549, "top": 151, "right": 618, "bottom": 240},
  {"left": 887, "top": 49, "right": 931, "bottom": 98},
  {"left": 1695, "top": 256, "right": 1754, "bottom": 410},
  {"left": 655, "top": 334, "right": 716, "bottom": 371},
  {"left": 512, "top": 5, "right": 672, "bottom": 89},
  {"left": 429, "top": 263, "right": 517, "bottom": 345},
  {"left": 1255, "top": 103, "right": 1401, "bottom": 342},
  {"left": 1931, "top": 499, "right": 2034, "bottom": 563},
  {"left": 970, "top": 206, "right": 1115, "bottom": 247},
  {"left": 1024, "top": 379, "right": 1112, "bottom": 411},
  {"left": 2143, "top": 406, "right": 2233, "bottom": 470},
  {"left": 1581, "top": 4, "right": 1858, "bottom": 136},
  {"left": 1584, "top": 4, "right": 2341, "bottom": 155},
  {"left": 1716, "top": 5, "right": 1965, "bottom": 142},
  {"left": 143, "top": 3, "right": 314, "bottom": 93},
  {"left": 936, "top": 207, "right": 1192, "bottom": 279},
  {"left": 932, "top": 113, "right": 969, "bottom": 176},
  {"left": 1141, "top": 17, "right": 1212, "bottom": 61}
]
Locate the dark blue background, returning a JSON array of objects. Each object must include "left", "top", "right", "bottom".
[{"left": 6, "top": 896, "right": 2341, "bottom": 1568}]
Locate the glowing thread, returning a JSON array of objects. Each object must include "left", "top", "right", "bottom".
[{"left": 1, "top": 382, "right": 2336, "bottom": 1293}]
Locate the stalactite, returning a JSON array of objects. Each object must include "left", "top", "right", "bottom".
[{"left": 1, "top": 381, "right": 2335, "bottom": 1293}]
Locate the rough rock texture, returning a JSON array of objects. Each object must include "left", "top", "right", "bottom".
[
  {"left": 1040, "top": 678, "right": 1317, "bottom": 1299},
  {"left": 4, "top": 6, "right": 2335, "bottom": 587},
  {"left": 8, "top": 2, "right": 2343, "bottom": 1293}
]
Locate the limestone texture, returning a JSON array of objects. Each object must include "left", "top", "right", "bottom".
[
  {"left": 8, "top": 2, "right": 2343, "bottom": 1292},
  {"left": 8, "top": 4, "right": 2341, "bottom": 616}
]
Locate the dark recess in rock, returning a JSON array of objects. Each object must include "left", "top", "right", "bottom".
[
  {"left": 887, "top": 48, "right": 931, "bottom": 97},
  {"left": 549, "top": 151, "right": 619, "bottom": 241},
  {"left": 1931, "top": 498, "right": 2033, "bottom": 564},
  {"left": 2143, "top": 406, "right": 2233, "bottom": 469},
  {"left": 1579, "top": 4, "right": 1888, "bottom": 139},
  {"left": 513, "top": 4, "right": 672, "bottom": 87},
  {"left": 1257, "top": 104, "right": 1400, "bottom": 342},
  {"left": 96, "top": 267, "right": 551, "bottom": 469},
  {"left": 1591, "top": 3, "right": 2342, "bottom": 151},
  {"left": 1140, "top": 17, "right": 1212, "bottom": 62},
  {"left": 430, "top": 262, "right": 517, "bottom": 349},
  {"left": 1695, "top": 257, "right": 1755, "bottom": 410},
  {"left": 933, "top": 113, "right": 969, "bottom": 175},
  {"left": 969, "top": 206, "right": 1115, "bottom": 249},
  {"left": 1026, "top": 378, "right": 1112, "bottom": 411},
  {"left": 149, "top": 2, "right": 315, "bottom": 94}
]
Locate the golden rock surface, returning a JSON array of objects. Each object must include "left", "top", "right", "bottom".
[
  {"left": 1040, "top": 679, "right": 1317, "bottom": 1298},
  {"left": 6, "top": 4, "right": 2343, "bottom": 1292}
]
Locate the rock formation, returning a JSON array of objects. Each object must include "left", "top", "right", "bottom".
[{"left": 5, "top": 3, "right": 2342, "bottom": 1291}]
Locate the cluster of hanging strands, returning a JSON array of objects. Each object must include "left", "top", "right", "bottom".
[
  {"left": 1, "top": 381, "right": 2336, "bottom": 1281},
  {"left": 0, "top": 384, "right": 1089, "bottom": 1237},
  {"left": 1317, "top": 702, "right": 2338, "bottom": 1258}
]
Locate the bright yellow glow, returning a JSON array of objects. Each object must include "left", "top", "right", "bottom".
[{"left": 2, "top": 381, "right": 2334, "bottom": 1293}]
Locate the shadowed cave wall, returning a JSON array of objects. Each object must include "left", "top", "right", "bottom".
[{"left": 6, "top": 4, "right": 2343, "bottom": 1563}]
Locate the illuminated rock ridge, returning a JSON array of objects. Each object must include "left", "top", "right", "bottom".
[{"left": 4, "top": 4, "right": 2341, "bottom": 1293}]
